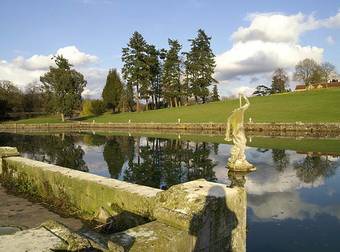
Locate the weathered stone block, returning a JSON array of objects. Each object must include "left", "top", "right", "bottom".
[
  {"left": 109, "top": 221, "right": 193, "bottom": 252},
  {"left": 1, "top": 156, "right": 161, "bottom": 222},
  {"left": 153, "top": 179, "right": 246, "bottom": 252},
  {"left": 0, "top": 147, "right": 20, "bottom": 174}
]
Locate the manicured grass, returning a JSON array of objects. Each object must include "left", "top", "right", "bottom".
[
  {"left": 84, "top": 89, "right": 340, "bottom": 123},
  {"left": 2, "top": 115, "right": 64, "bottom": 124},
  {"left": 4, "top": 88, "right": 340, "bottom": 124}
]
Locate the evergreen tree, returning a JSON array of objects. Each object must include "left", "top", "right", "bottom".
[
  {"left": 119, "top": 83, "right": 134, "bottom": 112},
  {"left": 184, "top": 29, "right": 216, "bottom": 103},
  {"left": 162, "top": 39, "right": 182, "bottom": 107},
  {"left": 146, "top": 45, "right": 162, "bottom": 109},
  {"left": 271, "top": 68, "right": 289, "bottom": 93},
  {"left": 40, "top": 55, "right": 86, "bottom": 122},
  {"left": 122, "top": 32, "right": 150, "bottom": 112},
  {"left": 211, "top": 85, "right": 219, "bottom": 101},
  {"left": 102, "top": 69, "right": 123, "bottom": 113}
]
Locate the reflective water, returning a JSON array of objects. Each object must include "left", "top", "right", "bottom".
[{"left": 0, "top": 132, "right": 340, "bottom": 251}]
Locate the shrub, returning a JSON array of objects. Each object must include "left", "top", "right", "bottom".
[
  {"left": 91, "top": 100, "right": 106, "bottom": 115},
  {"left": 81, "top": 99, "right": 106, "bottom": 116}
]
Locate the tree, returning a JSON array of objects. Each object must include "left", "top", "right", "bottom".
[
  {"left": 320, "top": 62, "right": 337, "bottom": 82},
  {"left": 102, "top": 69, "right": 124, "bottom": 113},
  {"left": 0, "top": 80, "right": 23, "bottom": 118},
  {"left": 211, "top": 85, "right": 219, "bottom": 101},
  {"left": 145, "top": 45, "right": 162, "bottom": 109},
  {"left": 184, "top": 29, "right": 217, "bottom": 103},
  {"left": 122, "top": 32, "right": 150, "bottom": 112},
  {"left": 252, "top": 85, "right": 271, "bottom": 96},
  {"left": 294, "top": 58, "right": 322, "bottom": 86},
  {"left": 119, "top": 83, "right": 135, "bottom": 112},
  {"left": 271, "top": 68, "right": 289, "bottom": 93},
  {"left": 40, "top": 55, "right": 86, "bottom": 122},
  {"left": 23, "top": 82, "right": 46, "bottom": 112},
  {"left": 162, "top": 39, "right": 182, "bottom": 107}
]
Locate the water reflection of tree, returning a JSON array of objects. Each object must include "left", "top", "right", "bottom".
[
  {"left": 82, "top": 134, "right": 106, "bottom": 146},
  {"left": 188, "top": 143, "right": 217, "bottom": 182},
  {"left": 0, "top": 133, "right": 87, "bottom": 172},
  {"left": 123, "top": 138, "right": 217, "bottom": 189},
  {"left": 103, "top": 137, "right": 125, "bottom": 178},
  {"left": 294, "top": 155, "right": 336, "bottom": 183},
  {"left": 272, "top": 149, "right": 289, "bottom": 172}
]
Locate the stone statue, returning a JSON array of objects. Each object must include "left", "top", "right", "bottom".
[{"left": 225, "top": 94, "right": 255, "bottom": 171}]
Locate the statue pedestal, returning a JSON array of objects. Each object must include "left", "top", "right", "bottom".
[{"left": 227, "top": 160, "right": 256, "bottom": 172}]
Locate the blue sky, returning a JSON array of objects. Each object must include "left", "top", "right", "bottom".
[{"left": 0, "top": 0, "right": 339, "bottom": 97}]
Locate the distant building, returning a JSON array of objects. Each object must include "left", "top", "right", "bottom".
[{"left": 295, "top": 80, "right": 340, "bottom": 91}]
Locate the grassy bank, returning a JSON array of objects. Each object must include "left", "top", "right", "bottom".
[{"left": 5, "top": 88, "right": 340, "bottom": 124}]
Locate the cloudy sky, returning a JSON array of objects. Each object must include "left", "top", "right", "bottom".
[{"left": 1, "top": 0, "right": 339, "bottom": 97}]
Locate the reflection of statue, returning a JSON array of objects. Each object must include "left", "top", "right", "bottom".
[
  {"left": 228, "top": 170, "right": 248, "bottom": 188},
  {"left": 225, "top": 94, "right": 255, "bottom": 171}
]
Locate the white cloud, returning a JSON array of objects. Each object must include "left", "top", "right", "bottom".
[
  {"left": 215, "top": 41, "right": 323, "bottom": 80},
  {"left": 215, "top": 11, "right": 340, "bottom": 85},
  {"left": 326, "top": 35, "right": 335, "bottom": 45},
  {"left": 56, "top": 46, "right": 98, "bottom": 66},
  {"left": 232, "top": 11, "right": 340, "bottom": 44},
  {"left": 0, "top": 46, "right": 103, "bottom": 97}
]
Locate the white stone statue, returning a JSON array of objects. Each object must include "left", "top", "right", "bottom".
[{"left": 225, "top": 94, "right": 255, "bottom": 171}]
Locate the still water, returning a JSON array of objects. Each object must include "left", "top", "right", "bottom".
[{"left": 0, "top": 132, "right": 340, "bottom": 251}]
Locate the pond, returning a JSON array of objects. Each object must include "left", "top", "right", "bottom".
[{"left": 0, "top": 132, "right": 340, "bottom": 252}]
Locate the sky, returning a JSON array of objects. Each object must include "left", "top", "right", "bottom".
[{"left": 0, "top": 0, "right": 339, "bottom": 97}]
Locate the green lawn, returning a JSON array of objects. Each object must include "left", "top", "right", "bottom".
[
  {"left": 4, "top": 88, "right": 340, "bottom": 124},
  {"left": 2, "top": 115, "right": 65, "bottom": 124}
]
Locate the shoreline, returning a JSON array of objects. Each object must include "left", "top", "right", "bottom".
[{"left": 1, "top": 122, "right": 340, "bottom": 137}]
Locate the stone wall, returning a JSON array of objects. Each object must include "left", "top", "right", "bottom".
[
  {"left": 0, "top": 147, "right": 246, "bottom": 252},
  {"left": 1, "top": 122, "right": 340, "bottom": 135}
]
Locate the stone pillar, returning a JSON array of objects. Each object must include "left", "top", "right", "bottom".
[{"left": 0, "top": 147, "right": 20, "bottom": 174}]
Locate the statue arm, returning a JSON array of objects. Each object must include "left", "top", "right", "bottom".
[{"left": 240, "top": 94, "right": 250, "bottom": 110}]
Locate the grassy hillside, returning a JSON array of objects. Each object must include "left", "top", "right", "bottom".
[
  {"left": 84, "top": 88, "right": 340, "bottom": 123},
  {"left": 5, "top": 88, "right": 340, "bottom": 124}
]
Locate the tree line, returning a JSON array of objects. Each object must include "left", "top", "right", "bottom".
[
  {"left": 103, "top": 29, "right": 218, "bottom": 113},
  {"left": 0, "top": 29, "right": 219, "bottom": 121},
  {"left": 253, "top": 58, "right": 337, "bottom": 96}
]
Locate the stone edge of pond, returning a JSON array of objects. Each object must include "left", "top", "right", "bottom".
[
  {"left": 1, "top": 122, "right": 340, "bottom": 134},
  {"left": 0, "top": 147, "right": 247, "bottom": 251}
]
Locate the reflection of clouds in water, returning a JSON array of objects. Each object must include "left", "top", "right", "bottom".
[
  {"left": 80, "top": 144, "right": 109, "bottom": 176},
  {"left": 209, "top": 144, "right": 230, "bottom": 184},
  {"left": 243, "top": 148, "right": 340, "bottom": 222},
  {"left": 77, "top": 143, "right": 103, "bottom": 153},
  {"left": 249, "top": 191, "right": 340, "bottom": 222},
  {"left": 246, "top": 167, "right": 324, "bottom": 195},
  {"left": 246, "top": 149, "right": 325, "bottom": 195}
]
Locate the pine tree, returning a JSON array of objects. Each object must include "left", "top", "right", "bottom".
[
  {"left": 146, "top": 45, "right": 162, "bottom": 109},
  {"left": 184, "top": 29, "right": 216, "bottom": 104},
  {"left": 122, "top": 32, "right": 150, "bottom": 112},
  {"left": 40, "top": 55, "right": 86, "bottom": 122},
  {"left": 102, "top": 69, "right": 123, "bottom": 113},
  {"left": 120, "top": 83, "right": 135, "bottom": 112},
  {"left": 211, "top": 85, "right": 219, "bottom": 101},
  {"left": 162, "top": 39, "right": 182, "bottom": 107}
]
